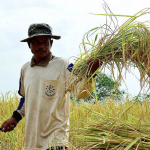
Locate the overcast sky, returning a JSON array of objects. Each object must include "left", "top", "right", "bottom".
[{"left": 0, "top": 0, "right": 150, "bottom": 98}]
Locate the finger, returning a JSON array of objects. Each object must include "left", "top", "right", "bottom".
[
  {"left": 10, "top": 124, "right": 16, "bottom": 130},
  {"left": 0, "top": 122, "right": 6, "bottom": 132},
  {"left": 4, "top": 124, "right": 17, "bottom": 132},
  {"left": 6, "top": 126, "right": 10, "bottom": 132},
  {"left": 1, "top": 126, "right": 9, "bottom": 132},
  {"left": 3, "top": 120, "right": 11, "bottom": 129},
  {"left": 12, "top": 124, "right": 17, "bottom": 128},
  {"left": 2, "top": 122, "right": 11, "bottom": 132},
  {"left": 7, "top": 125, "right": 14, "bottom": 132}
]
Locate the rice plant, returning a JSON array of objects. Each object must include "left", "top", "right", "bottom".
[
  {"left": 0, "top": 91, "right": 25, "bottom": 150},
  {"left": 70, "top": 99, "right": 150, "bottom": 150},
  {"left": 70, "top": 2, "right": 150, "bottom": 93},
  {"left": 1, "top": 92, "right": 150, "bottom": 149}
]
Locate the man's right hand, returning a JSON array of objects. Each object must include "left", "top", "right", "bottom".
[{"left": 0, "top": 117, "right": 18, "bottom": 132}]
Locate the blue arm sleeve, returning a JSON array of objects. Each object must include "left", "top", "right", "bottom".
[{"left": 12, "top": 77, "right": 25, "bottom": 122}]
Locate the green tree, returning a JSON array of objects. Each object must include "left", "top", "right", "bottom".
[{"left": 70, "top": 71, "right": 125, "bottom": 103}]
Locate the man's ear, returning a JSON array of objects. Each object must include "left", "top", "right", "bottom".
[{"left": 50, "top": 40, "right": 53, "bottom": 47}]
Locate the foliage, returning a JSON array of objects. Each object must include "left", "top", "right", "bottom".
[
  {"left": 87, "top": 71, "right": 125, "bottom": 102},
  {"left": 132, "top": 93, "right": 150, "bottom": 102},
  {"left": 70, "top": 71, "right": 125, "bottom": 103},
  {"left": 0, "top": 91, "right": 25, "bottom": 150}
]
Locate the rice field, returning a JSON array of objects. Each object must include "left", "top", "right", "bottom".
[
  {"left": 2, "top": 3, "right": 150, "bottom": 150},
  {"left": 1, "top": 91, "right": 150, "bottom": 150}
]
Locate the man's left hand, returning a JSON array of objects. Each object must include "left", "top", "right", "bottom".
[{"left": 86, "top": 58, "right": 103, "bottom": 74}]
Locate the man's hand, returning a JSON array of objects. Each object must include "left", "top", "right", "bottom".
[
  {"left": 0, "top": 117, "right": 18, "bottom": 132},
  {"left": 86, "top": 58, "right": 103, "bottom": 74}
]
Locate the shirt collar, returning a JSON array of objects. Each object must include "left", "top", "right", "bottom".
[{"left": 31, "top": 52, "right": 54, "bottom": 67}]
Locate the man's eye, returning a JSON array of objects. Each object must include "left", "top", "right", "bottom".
[
  {"left": 32, "top": 41, "right": 39, "bottom": 45},
  {"left": 43, "top": 41, "right": 49, "bottom": 45},
  {"left": 31, "top": 40, "right": 49, "bottom": 46}
]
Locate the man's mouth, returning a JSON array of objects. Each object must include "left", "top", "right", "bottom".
[{"left": 36, "top": 50, "right": 46, "bottom": 53}]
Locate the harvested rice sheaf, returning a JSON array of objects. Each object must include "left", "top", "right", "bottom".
[{"left": 71, "top": 4, "right": 150, "bottom": 89}]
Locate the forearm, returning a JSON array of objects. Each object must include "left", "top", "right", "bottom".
[{"left": 12, "top": 96, "right": 25, "bottom": 122}]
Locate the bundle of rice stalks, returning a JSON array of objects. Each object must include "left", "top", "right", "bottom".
[
  {"left": 70, "top": 3, "right": 150, "bottom": 89},
  {"left": 72, "top": 100, "right": 150, "bottom": 150}
]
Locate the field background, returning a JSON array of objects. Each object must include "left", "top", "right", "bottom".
[{"left": 1, "top": 91, "right": 150, "bottom": 150}]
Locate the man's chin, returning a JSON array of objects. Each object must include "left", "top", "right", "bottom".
[{"left": 35, "top": 53, "right": 48, "bottom": 59}]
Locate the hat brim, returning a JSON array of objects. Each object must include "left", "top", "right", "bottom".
[{"left": 20, "top": 34, "right": 61, "bottom": 42}]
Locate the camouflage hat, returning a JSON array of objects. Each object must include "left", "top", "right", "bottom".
[{"left": 20, "top": 23, "right": 61, "bottom": 42}]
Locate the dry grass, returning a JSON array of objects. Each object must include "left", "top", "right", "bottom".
[
  {"left": 69, "top": 99, "right": 150, "bottom": 150},
  {"left": 1, "top": 92, "right": 150, "bottom": 150}
]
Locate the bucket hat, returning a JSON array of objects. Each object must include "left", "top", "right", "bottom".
[{"left": 20, "top": 23, "right": 61, "bottom": 42}]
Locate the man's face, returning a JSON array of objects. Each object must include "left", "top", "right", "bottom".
[{"left": 28, "top": 36, "right": 53, "bottom": 59}]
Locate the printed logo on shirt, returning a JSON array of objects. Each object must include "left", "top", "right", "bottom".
[
  {"left": 43, "top": 79, "right": 58, "bottom": 100},
  {"left": 67, "top": 63, "right": 74, "bottom": 72},
  {"left": 45, "top": 85, "right": 56, "bottom": 97}
]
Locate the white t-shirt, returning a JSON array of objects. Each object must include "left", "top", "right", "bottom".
[{"left": 17, "top": 56, "right": 93, "bottom": 150}]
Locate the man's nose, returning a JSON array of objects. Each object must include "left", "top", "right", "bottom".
[{"left": 38, "top": 43, "right": 45, "bottom": 48}]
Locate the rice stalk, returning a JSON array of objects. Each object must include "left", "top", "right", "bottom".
[
  {"left": 69, "top": 2, "right": 150, "bottom": 91},
  {"left": 72, "top": 100, "right": 150, "bottom": 149}
]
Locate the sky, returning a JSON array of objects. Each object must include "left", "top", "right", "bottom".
[{"left": 0, "top": 0, "right": 150, "bottom": 98}]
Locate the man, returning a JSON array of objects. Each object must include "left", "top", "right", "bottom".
[{"left": 0, "top": 23, "right": 100, "bottom": 150}]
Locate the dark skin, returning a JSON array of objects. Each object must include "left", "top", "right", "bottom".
[
  {"left": 86, "top": 58, "right": 102, "bottom": 74},
  {"left": 0, "top": 36, "right": 101, "bottom": 133},
  {"left": 28, "top": 36, "right": 53, "bottom": 64}
]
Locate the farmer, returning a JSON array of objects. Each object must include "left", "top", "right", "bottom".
[{"left": 0, "top": 23, "right": 100, "bottom": 150}]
